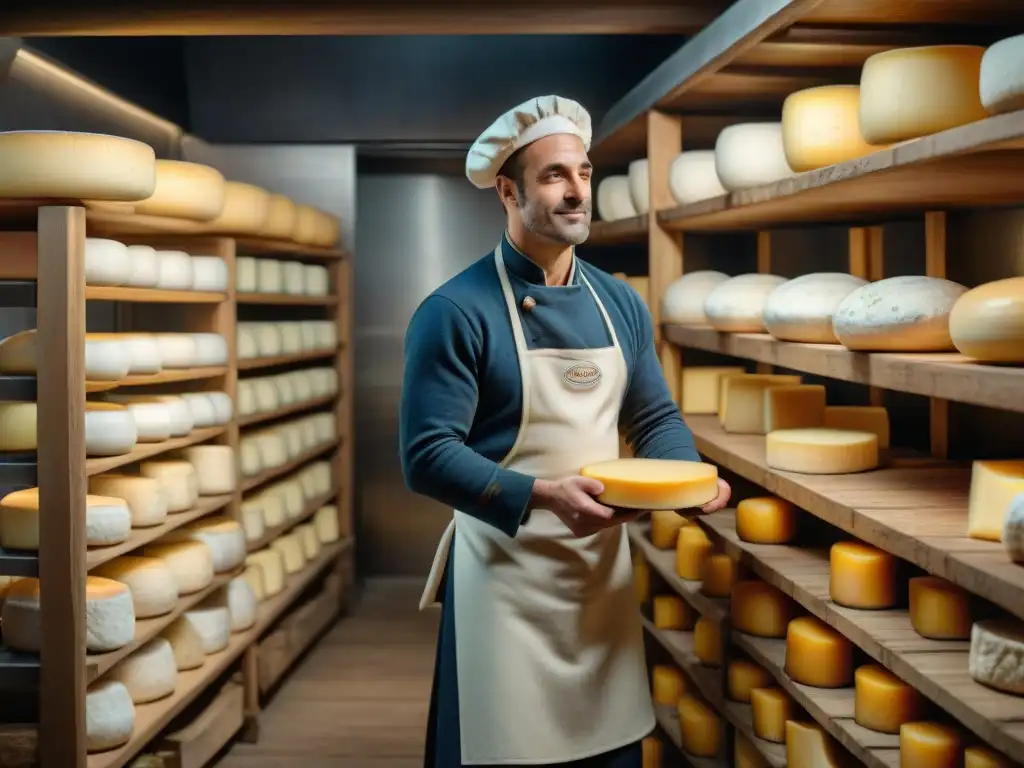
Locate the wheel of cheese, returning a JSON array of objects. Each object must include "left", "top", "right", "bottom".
[
  {"left": 272, "top": 533, "right": 307, "bottom": 573},
  {"left": 246, "top": 549, "right": 286, "bottom": 596},
  {"left": 714, "top": 123, "right": 794, "bottom": 192},
  {"left": 300, "top": 321, "right": 319, "bottom": 350},
  {"left": 241, "top": 564, "right": 266, "bottom": 601},
  {"left": 275, "top": 480, "right": 305, "bottom": 519},
  {"left": 94, "top": 555, "right": 179, "bottom": 618},
  {"left": 161, "top": 616, "right": 205, "bottom": 671},
  {"left": 171, "top": 515, "right": 245, "bottom": 572},
  {"left": 125, "top": 244, "right": 160, "bottom": 287},
  {"left": 84, "top": 402, "right": 138, "bottom": 456},
  {"left": 668, "top": 151, "right": 727, "bottom": 206},
  {"left": 313, "top": 209, "right": 342, "bottom": 247},
  {"left": 236, "top": 256, "right": 258, "bottom": 292},
  {"left": 205, "top": 181, "right": 271, "bottom": 235},
  {"left": 153, "top": 334, "right": 199, "bottom": 369},
  {"left": 704, "top": 274, "right": 789, "bottom": 333},
  {"left": 144, "top": 540, "right": 215, "bottom": 595},
  {"left": 833, "top": 276, "right": 968, "bottom": 351},
  {"left": 313, "top": 321, "right": 337, "bottom": 349},
  {"left": 948, "top": 277, "right": 1024, "bottom": 362},
  {"left": 155, "top": 250, "right": 194, "bottom": 291},
  {"left": 3, "top": 576, "right": 135, "bottom": 653},
  {"left": 297, "top": 523, "right": 322, "bottom": 560},
  {"left": 0, "top": 488, "right": 131, "bottom": 549},
  {"left": 188, "top": 333, "right": 228, "bottom": 366},
  {"left": 150, "top": 395, "right": 195, "bottom": 436},
  {"left": 179, "top": 393, "right": 218, "bottom": 429},
  {"left": 304, "top": 264, "right": 330, "bottom": 295},
  {"left": 139, "top": 460, "right": 199, "bottom": 512},
  {"left": 766, "top": 428, "right": 879, "bottom": 475},
  {"left": 256, "top": 259, "right": 283, "bottom": 293},
  {"left": 781, "top": 86, "right": 881, "bottom": 172},
  {"left": 310, "top": 463, "right": 333, "bottom": 495},
  {"left": 596, "top": 176, "right": 637, "bottom": 222},
  {"left": 283, "top": 261, "right": 306, "bottom": 295},
  {"left": 859, "top": 46, "right": 989, "bottom": 144},
  {"left": 627, "top": 159, "right": 649, "bottom": 215},
  {"left": 579, "top": 458, "right": 718, "bottom": 510},
  {"left": 763, "top": 273, "right": 869, "bottom": 343},
  {"left": 970, "top": 618, "right": 1024, "bottom": 695},
  {"left": 190, "top": 255, "right": 229, "bottom": 292},
  {"left": 89, "top": 474, "right": 168, "bottom": 527},
  {"left": 133, "top": 160, "right": 226, "bottom": 221},
  {"left": 236, "top": 325, "right": 259, "bottom": 359},
  {"left": 660, "top": 271, "right": 730, "bottom": 326},
  {"left": 279, "top": 322, "right": 304, "bottom": 354},
  {"left": 0, "top": 131, "right": 156, "bottom": 201},
  {"left": 86, "top": 680, "right": 136, "bottom": 753},
  {"left": 185, "top": 600, "right": 231, "bottom": 654},
  {"left": 260, "top": 194, "right": 297, "bottom": 240},
  {"left": 258, "top": 492, "right": 287, "bottom": 528},
  {"left": 981, "top": 34, "right": 1024, "bottom": 115},
  {"left": 0, "top": 330, "right": 130, "bottom": 381},
  {"left": 109, "top": 398, "right": 173, "bottom": 443},
  {"left": 227, "top": 576, "right": 258, "bottom": 631},
  {"left": 84, "top": 238, "right": 131, "bottom": 286},
  {"left": 85, "top": 333, "right": 162, "bottom": 376},
  {"left": 272, "top": 373, "right": 297, "bottom": 406},
  {"left": 205, "top": 392, "right": 234, "bottom": 424},
  {"left": 292, "top": 205, "right": 320, "bottom": 244},
  {"left": 111, "top": 637, "right": 178, "bottom": 703}
]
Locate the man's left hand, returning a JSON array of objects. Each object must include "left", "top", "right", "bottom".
[{"left": 699, "top": 477, "right": 731, "bottom": 515}]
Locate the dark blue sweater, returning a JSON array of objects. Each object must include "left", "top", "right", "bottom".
[{"left": 399, "top": 232, "right": 700, "bottom": 538}]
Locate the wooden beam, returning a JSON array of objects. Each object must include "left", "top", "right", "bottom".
[{"left": 924, "top": 211, "right": 949, "bottom": 460}]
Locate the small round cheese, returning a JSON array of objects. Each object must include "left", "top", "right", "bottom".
[
  {"left": 909, "top": 576, "right": 972, "bottom": 640},
  {"left": 84, "top": 238, "right": 131, "bottom": 287},
  {"left": 649, "top": 509, "right": 689, "bottom": 549},
  {"left": 204, "top": 181, "right": 271, "bottom": 235},
  {"left": 661, "top": 271, "right": 731, "bottom": 326},
  {"left": 236, "top": 256, "right": 258, "bottom": 292},
  {"left": 271, "top": 533, "right": 307, "bottom": 573},
  {"left": 185, "top": 599, "right": 231, "bottom": 654},
  {"left": 133, "top": 160, "right": 226, "bottom": 221},
  {"left": 241, "top": 500, "right": 266, "bottom": 543},
  {"left": 241, "top": 565, "right": 266, "bottom": 602},
  {"left": 283, "top": 262, "right": 306, "bottom": 295},
  {"left": 89, "top": 474, "right": 168, "bottom": 527},
  {"left": 311, "top": 209, "right": 341, "bottom": 247},
  {"left": 84, "top": 402, "right": 138, "bottom": 457},
  {"left": 980, "top": 34, "right": 1024, "bottom": 115},
  {"left": 179, "top": 445, "right": 237, "bottom": 495},
  {"left": 0, "top": 330, "right": 130, "bottom": 381},
  {"left": 86, "top": 679, "right": 136, "bottom": 753},
  {"left": 965, "top": 746, "right": 1015, "bottom": 768},
  {"left": 899, "top": 722, "right": 964, "bottom": 768},
  {"left": 239, "top": 441, "right": 263, "bottom": 477},
  {"left": 854, "top": 664, "right": 926, "bottom": 734},
  {"left": 735, "top": 496, "right": 796, "bottom": 545},
  {"left": 256, "top": 259, "right": 283, "bottom": 293},
  {"left": 190, "top": 256, "right": 230, "bottom": 292},
  {"left": 313, "top": 505, "right": 340, "bottom": 544},
  {"left": 104, "top": 398, "right": 172, "bottom": 443},
  {"left": 1, "top": 488, "right": 131, "bottom": 549},
  {"left": 94, "top": 555, "right": 179, "bottom": 618},
  {"left": 154, "top": 334, "right": 199, "bottom": 368},
  {"left": 786, "top": 616, "right": 854, "bottom": 688},
  {"left": 751, "top": 687, "right": 795, "bottom": 743},
  {"left": 206, "top": 392, "right": 233, "bottom": 424},
  {"left": 144, "top": 540, "right": 214, "bottom": 595},
  {"left": 652, "top": 594, "right": 692, "bottom": 630},
  {"left": 948, "top": 276, "right": 1024, "bottom": 363},
  {"left": 714, "top": 123, "right": 794, "bottom": 192},
  {"left": 292, "top": 205, "right": 320, "bottom": 244},
  {"left": 139, "top": 460, "right": 199, "bottom": 512},
  {"left": 652, "top": 664, "right": 686, "bottom": 705},
  {"left": 781, "top": 85, "right": 881, "bottom": 172},
  {"left": 833, "top": 276, "right": 967, "bottom": 351},
  {"left": 678, "top": 694, "right": 720, "bottom": 758},
  {"left": 762, "top": 273, "right": 869, "bottom": 343},
  {"left": 704, "top": 274, "right": 789, "bottom": 333},
  {"left": 189, "top": 333, "right": 229, "bottom": 366},
  {"left": 969, "top": 618, "right": 1024, "bottom": 695},
  {"left": 627, "top": 158, "right": 649, "bottom": 214},
  {"left": 161, "top": 616, "right": 205, "bottom": 671},
  {"left": 86, "top": 333, "right": 162, "bottom": 376},
  {"left": 668, "top": 150, "right": 726, "bottom": 206},
  {"left": 227, "top": 577, "right": 258, "bottom": 632},
  {"left": 579, "top": 458, "right": 718, "bottom": 510},
  {"left": 766, "top": 428, "right": 879, "bottom": 475},
  {"left": 170, "top": 516, "right": 246, "bottom": 573},
  {"left": 595, "top": 175, "right": 637, "bottom": 222},
  {"left": 304, "top": 264, "right": 330, "bottom": 296},
  {"left": 702, "top": 553, "right": 737, "bottom": 598},
  {"left": 111, "top": 637, "right": 178, "bottom": 704},
  {"left": 0, "top": 131, "right": 156, "bottom": 200},
  {"left": 296, "top": 523, "right": 321, "bottom": 560},
  {"left": 830, "top": 541, "right": 896, "bottom": 610},
  {"left": 3, "top": 576, "right": 135, "bottom": 653},
  {"left": 261, "top": 194, "right": 297, "bottom": 240},
  {"left": 145, "top": 395, "right": 195, "bottom": 437},
  {"left": 125, "top": 245, "right": 160, "bottom": 287},
  {"left": 859, "top": 45, "right": 989, "bottom": 144},
  {"left": 728, "top": 659, "right": 774, "bottom": 703},
  {"left": 731, "top": 580, "right": 795, "bottom": 638},
  {"left": 694, "top": 616, "right": 722, "bottom": 666},
  {"left": 155, "top": 250, "right": 194, "bottom": 291},
  {"left": 675, "top": 524, "right": 712, "bottom": 581}
]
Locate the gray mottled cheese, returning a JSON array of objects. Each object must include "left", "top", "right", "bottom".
[
  {"left": 1004, "top": 492, "right": 1024, "bottom": 564},
  {"left": 970, "top": 618, "right": 1024, "bottom": 695}
]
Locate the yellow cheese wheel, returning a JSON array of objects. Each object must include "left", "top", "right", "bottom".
[
  {"left": 781, "top": 85, "right": 881, "bottom": 172},
  {"left": 292, "top": 204, "right": 319, "bottom": 244},
  {"left": 650, "top": 509, "right": 689, "bottom": 549},
  {"left": 701, "top": 553, "right": 737, "bottom": 598},
  {"left": 204, "top": 181, "right": 270, "bottom": 235},
  {"left": 735, "top": 496, "right": 797, "bottom": 544},
  {"left": 260, "top": 194, "right": 298, "bottom": 240},
  {"left": 651, "top": 664, "right": 686, "bottom": 706},
  {"left": 829, "top": 541, "right": 897, "bottom": 609},
  {"left": 633, "top": 557, "right": 650, "bottom": 604},
  {"left": 967, "top": 460, "right": 1024, "bottom": 542},
  {"left": 579, "top": 458, "right": 718, "bottom": 510},
  {"left": 786, "top": 721, "right": 850, "bottom": 767},
  {"left": 823, "top": 406, "right": 890, "bottom": 450},
  {"left": 908, "top": 576, "right": 971, "bottom": 640},
  {"left": 677, "top": 695, "right": 720, "bottom": 758},
  {"left": 731, "top": 580, "right": 795, "bottom": 638},
  {"left": 785, "top": 616, "right": 853, "bottom": 688},
  {"left": 764, "top": 384, "right": 826, "bottom": 432},
  {"left": 965, "top": 745, "right": 1014, "bottom": 768},
  {"left": 693, "top": 617, "right": 721, "bottom": 667},
  {"left": 949, "top": 277, "right": 1024, "bottom": 363},
  {"left": 859, "top": 46, "right": 989, "bottom": 144},
  {"left": 766, "top": 428, "right": 878, "bottom": 475},
  {"left": 750, "top": 687, "right": 795, "bottom": 743},
  {"left": 854, "top": 664, "right": 926, "bottom": 734},
  {"left": 311, "top": 209, "right": 341, "bottom": 247},
  {"left": 652, "top": 594, "right": 693, "bottom": 630},
  {"left": 735, "top": 731, "right": 769, "bottom": 768},
  {"left": 675, "top": 525, "right": 712, "bottom": 581},
  {"left": 133, "top": 160, "right": 226, "bottom": 221},
  {"left": 899, "top": 722, "right": 964, "bottom": 768},
  {"left": 727, "top": 659, "right": 774, "bottom": 703}
]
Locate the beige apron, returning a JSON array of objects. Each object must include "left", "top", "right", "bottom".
[{"left": 419, "top": 246, "right": 653, "bottom": 765}]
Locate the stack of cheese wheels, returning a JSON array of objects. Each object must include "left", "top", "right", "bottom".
[
  {"left": 948, "top": 276, "right": 1024, "bottom": 363},
  {"left": 714, "top": 123, "right": 794, "bottom": 192},
  {"left": 579, "top": 458, "right": 718, "bottom": 510},
  {"left": 661, "top": 271, "right": 730, "bottom": 326},
  {"left": 0, "top": 131, "right": 156, "bottom": 201},
  {"left": 627, "top": 159, "right": 649, "bottom": 214},
  {"left": 781, "top": 85, "right": 881, "bottom": 172},
  {"left": 133, "top": 160, "right": 226, "bottom": 222},
  {"left": 981, "top": 34, "right": 1024, "bottom": 115},
  {"left": 704, "top": 274, "right": 789, "bottom": 333},
  {"left": 0, "top": 488, "right": 131, "bottom": 550},
  {"left": 668, "top": 151, "right": 727, "bottom": 205},
  {"left": 763, "top": 273, "right": 868, "bottom": 343},
  {"left": 596, "top": 176, "right": 638, "bottom": 221}
]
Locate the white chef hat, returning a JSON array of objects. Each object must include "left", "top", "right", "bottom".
[{"left": 465, "top": 95, "right": 593, "bottom": 189}]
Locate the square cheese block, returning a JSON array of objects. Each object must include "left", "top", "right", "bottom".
[{"left": 681, "top": 366, "right": 745, "bottom": 414}]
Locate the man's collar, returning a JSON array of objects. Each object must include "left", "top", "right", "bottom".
[{"left": 500, "top": 231, "right": 578, "bottom": 286}]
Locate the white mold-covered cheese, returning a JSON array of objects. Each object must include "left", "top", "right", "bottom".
[
  {"left": 714, "top": 123, "right": 794, "bottom": 191},
  {"left": 190, "top": 256, "right": 230, "bottom": 292},
  {"left": 169, "top": 516, "right": 246, "bottom": 573},
  {"left": 246, "top": 549, "right": 286, "bottom": 596},
  {"left": 206, "top": 392, "right": 233, "bottom": 424},
  {"left": 180, "top": 393, "right": 218, "bottom": 429},
  {"left": 185, "top": 599, "right": 231, "bottom": 654},
  {"left": 84, "top": 238, "right": 131, "bottom": 286},
  {"left": 125, "top": 245, "right": 160, "bottom": 288},
  {"left": 189, "top": 333, "right": 229, "bottom": 366},
  {"left": 0, "top": 330, "right": 130, "bottom": 381},
  {"left": 627, "top": 159, "right": 649, "bottom": 215},
  {"left": 86, "top": 679, "right": 136, "bottom": 753},
  {"left": 969, "top": 618, "right": 1024, "bottom": 695},
  {"left": 110, "top": 637, "right": 178, "bottom": 704},
  {"left": 154, "top": 334, "right": 198, "bottom": 369},
  {"left": 89, "top": 474, "right": 168, "bottom": 528},
  {"left": 668, "top": 150, "right": 727, "bottom": 206},
  {"left": 227, "top": 577, "right": 258, "bottom": 631},
  {"left": 704, "top": 274, "right": 789, "bottom": 333},
  {"left": 143, "top": 540, "right": 214, "bottom": 595},
  {"left": 94, "top": 555, "right": 179, "bottom": 619},
  {"left": 155, "top": 250, "right": 194, "bottom": 291},
  {"left": 981, "top": 34, "right": 1024, "bottom": 115},
  {"left": 1, "top": 488, "right": 131, "bottom": 550},
  {"left": 84, "top": 402, "right": 138, "bottom": 456},
  {"left": 763, "top": 273, "right": 869, "bottom": 344},
  {"left": 661, "top": 271, "right": 731, "bottom": 326},
  {"left": 596, "top": 176, "right": 638, "bottom": 222}
]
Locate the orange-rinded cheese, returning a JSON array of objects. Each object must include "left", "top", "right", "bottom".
[
  {"left": 722, "top": 375, "right": 804, "bottom": 434},
  {"left": 731, "top": 580, "right": 795, "bottom": 638},
  {"left": 785, "top": 616, "right": 853, "bottom": 688},
  {"left": 899, "top": 722, "right": 964, "bottom": 768},
  {"left": 694, "top": 617, "right": 722, "bottom": 667},
  {"left": 653, "top": 594, "right": 694, "bottom": 630},
  {"left": 580, "top": 458, "right": 719, "bottom": 510},
  {"left": 735, "top": 496, "right": 797, "bottom": 544},
  {"left": 633, "top": 557, "right": 650, "bottom": 604},
  {"left": 728, "top": 659, "right": 774, "bottom": 703},
  {"left": 676, "top": 525, "right": 713, "bottom": 581},
  {"left": 701, "top": 553, "right": 738, "bottom": 598},
  {"left": 750, "top": 687, "right": 796, "bottom": 743},
  {"left": 652, "top": 664, "right": 686, "bottom": 706},
  {"left": 719, "top": 373, "right": 801, "bottom": 426},
  {"left": 766, "top": 428, "right": 878, "bottom": 475},
  {"left": 763, "top": 384, "right": 826, "bottom": 432},
  {"left": 908, "top": 576, "right": 971, "bottom": 640},
  {"left": 650, "top": 509, "right": 690, "bottom": 549},
  {"left": 735, "top": 731, "right": 770, "bottom": 768},
  {"left": 641, "top": 737, "right": 662, "bottom": 768},
  {"left": 829, "top": 541, "right": 897, "bottom": 610},
  {"left": 678, "top": 695, "right": 721, "bottom": 758},
  {"left": 854, "top": 664, "right": 927, "bottom": 733},
  {"left": 681, "top": 366, "right": 745, "bottom": 414},
  {"left": 786, "top": 720, "right": 852, "bottom": 767},
  {"left": 965, "top": 745, "right": 1014, "bottom": 768},
  {"left": 949, "top": 277, "right": 1024, "bottom": 363},
  {"left": 967, "top": 460, "right": 1024, "bottom": 542},
  {"left": 823, "top": 406, "right": 891, "bottom": 449}
]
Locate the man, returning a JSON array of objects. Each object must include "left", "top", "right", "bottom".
[{"left": 399, "top": 94, "right": 731, "bottom": 768}]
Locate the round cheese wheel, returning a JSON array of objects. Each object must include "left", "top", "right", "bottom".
[
  {"left": 105, "top": 398, "right": 172, "bottom": 443},
  {"left": 969, "top": 618, "right": 1024, "bottom": 695},
  {"left": 763, "top": 273, "right": 869, "bottom": 343},
  {"left": 185, "top": 601, "right": 231, "bottom": 654},
  {"left": 125, "top": 244, "right": 160, "bottom": 288},
  {"left": 292, "top": 205, "right": 319, "bottom": 244},
  {"left": 258, "top": 492, "right": 286, "bottom": 528},
  {"left": 596, "top": 176, "right": 637, "bottom": 222},
  {"left": 283, "top": 262, "right": 306, "bottom": 295},
  {"left": 781, "top": 85, "right": 881, "bottom": 172},
  {"left": 161, "top": 616, "right": 205, "bottom": 671},
  {"left": 257, "top": 259, "right": 283, "bottom": 293},
  {"left": 271, "top": 533, "right": 307, "bottom": 573},
  {"left": 154, "top": 333, "right": 199, "bottom": 368},
  {"left": 312, "top": 209, "right": 341, "bottom": 247},
  {"left": 246, "top": 549, "right": 286, "bottom": 596},
  {"left": 0, "top": 330, "right": 130, "bottom": 381},
  {"left": 579, "top": 458, "right": 718, "bottom": 509},
  {"left": 85, "top": 333, "right": 162, "bottom": 376},
  {"left": 94, "top": 555, "right": 179, "bottom": 618},
  {"left": 980, "top": 34, "right": 1024, "bottom": 115},
  {"left": 260, "top": 194, "right": 297, "bottom": 240},
  {"left": 144, "top": 540, "right": 214, "bottom": 595},
  {"left": 190, "top": 256, "right": 229, "bottom": 292},
  {"left": 139, "top": 460, "right": 199, "bottom": 512},
  {"left": 86, "top": 679, "right": 135, "bottom": 753},
  {"left": 241, "top": 500, "right": 266, "bottom": 543},
  {"left": 133, "top": 160, "right": 226, "bottom": 221},
  {"left": 236, "top": 256, "right": 258, "bottom": 292},
  {"left": 833, "top": 276, "right": 968, "bottom": 351},
  {"left": 714, "top": 123, "right": 794, "bottom": 192},
  {"left": 0, "top": 131, "right": 156, "bottom": 201},
  {"left": 948, "top": 276, "right": 1024, "bottom": 362},
  {"left": 206, "top": 392, "right": 233, "bottom": 424},
  {"left": 89, "top": 474, "right": 168, "bottom": 527},
  {"left": 859, "top": 46, "right": 989, "bottom": 144},
  {"left": 189, "top": 333, "right": 229, "bottom": 366},
  {"left": 171, "top": 515, "right": 245, "bottom": 572},
  {"left": 180, "top": 393, "right": 218, "bottom": 429},
  {"left": 84, "top": 238, "right": 131, "bottom": 287},
  {"left": 668, "top": 151, "right": 727, "bottom": 206},
  {"left": 766, "top": 428, "right": 879, "bottom": 475},
  {"left": 704, "top": 274, "right": 789, "bottom": 333},
  {"left": 205, "top": 181, "right": 270, "bottom": 235},
  {"left": 146, "top": 395, "right": 194, "bottom": 436},
  {"left": 155, "top": 250, "right": 194, "bottom": 291},
  {"left": 84, "top": 402, "right": 138, "bottom": 456},
  {"left": 241, "top": 564, "right": 266, "bottom": 601},
  {"left": 627, "top": 159, "right": 649, "bottom": 215},
  {"left": 0, "top": 488, "right": 131, "bottom": 549},
  {"left": 661, "top": 271, "right": 731, "bottom": 325},
  {"left": 304, "top": 264, "right": 330, "bottom": 295},
  {"left": 239, "top": 441, "right": 263, "bottom": 477},
  {"left": 111, "top": 637, "right": 178, "bottom": 704},
  {"left": 227, "top": 576, "right": 258, "bottom": 632}
]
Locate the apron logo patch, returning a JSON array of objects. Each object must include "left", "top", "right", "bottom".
[{"left": 563, "top": 362, "right": 602, "bottom": 389}]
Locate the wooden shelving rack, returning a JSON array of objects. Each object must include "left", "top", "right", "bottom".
[
  {"left": 0, "top": 203, "right": 355, "bottom": 768},
  {"left": 588, "top": 1, "right": 1024, "bottom": 766}
]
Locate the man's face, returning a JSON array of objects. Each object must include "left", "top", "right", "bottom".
[{"left": 509, "top": 134, "right": 592, "bottom": 245}]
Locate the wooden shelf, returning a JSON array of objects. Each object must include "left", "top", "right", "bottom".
[
  {"left": 585, "top": 215, "right": 648, "bottom": 246},
  {"left": 234, "top": 238, "right": 346, "bottom": 261},
  {"left": 238, "top": 395, "right": 336, "bottom": 428},
  {"left": 241, "top": 440, "right": 338, "bottom": 494},
  {"left": 85, "top": 287, "right": 227, "bottom": 304},
  {"left": 237, "top": 350, "right": 337, "bottom": 372},
  {"left": 253, "top": 538, "right": 350, "bottom": 635},
  {"left": 247, "top": 488, "right": 337, "bottom": 553},
  {"left": 118, "top": 366, "right": 228, "bottom": 388},
  {"left": 701, "top": 509, "right": 1024, "bottom": 764},
  {"left": 236, "top": 293, "right": 337, "bottom": 306},
  {"left": 665, "top": 324, "right": 1024, "bottom": 415},
  {"left": 85, "top": 427, "right": 226, "bottom": 477}
]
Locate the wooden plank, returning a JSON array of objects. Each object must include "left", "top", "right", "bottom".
[
  {"left": 664, "top": 325, "right": 1024, "bottom": 415},
  {"left": 803, "top": 0, "right": 1024, "bottom": 24},
  {"left": 647, "top": 111, "right": 683, "bottom": 348},
  {"left": 585, "top": 215, "right": 648, "bottom": 246}
]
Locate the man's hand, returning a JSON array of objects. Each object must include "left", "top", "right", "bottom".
[
  {"left": 531, "top": 476, "right": 643, "bottom": 538},
  {"left": 699, "top": 477, "right": 731, "bottom": 514}
]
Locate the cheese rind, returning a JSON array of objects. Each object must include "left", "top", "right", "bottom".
[
  {"left": 766, "top": 428, "right": 878, "bottom": 475},
  {"left": 675, "top": 525, "right": 713, "bottom": 581},
  {"left": 731, "top": 580, "right": 794, "bottom": 638},
  {"left": 161, "top": 616, "right": 206, "bottom": 671},
  {"left": 652, "top": 664, "right": 686, "bottom": 705},
  {"left": 661, "top": 271, "right": 731, "bottom": 326},
  {"left": 949, "top": 276, "right": 1024, "bottom": 363},
  {"left": 313, "top": 505, "right": 341, "bottom": 543},
  {"left": 822, "top": 406, "right": 890, "bottom": 450},
  {"left": 579, "top": 458, "right": 718, "bottom": 510},
  {"left": 714, "top": 123, "right": 794, "bottom": 191},
  {"left": 652, "top": 594, "right": 693, "bottom": 630},
  {"left": 204, "top": 181, "right": 270, "bottom": 235},
  {"left": 94, "top": 555, "right": 179, "bottom": 618},
  {"left": 693, "top": 617, "right": 721, "bottom": 667},
  {"left": 0, "top": 330, "right": 130, "bottom": 381},
  {"left": 111, "top": 637, "right": 178, "bottom": 704},
  {"left": 1004, "top": 492, "right": 1024, "bottom": 563},
  {"left": 854, "top": 664, "right": 926, "bottom": 734},
  {"left": 595, "top": 176, "right": 637, "bottom": 222},
  {"left": 677, "top": 695, "right": 720, "bottom": 757},
  {"left": 86, "top": 680, "right": 136, "bottom": 753},
  {"left": 980, "top": 34, "right": 1024, "bottom": 115},
  {"left": 781, "top": 86, "right": 881, "bottom": 172},
  {"left": 134, "top": 160, "right": 226, "bottom": 221},
  {"left": 786, "top": 616, "right": 853, "bottom": 688},
  {"left": 735, "top": 496, "right": 796, "bottom": 544},
  {"left": 144, "top": 541, "right": 215, "bottom": 595},
  {"left": 0, "top": 488, "right": 131, "bottom": 549},
  {"left": 908, "top": 576, "right": 971, "bottom": 639},
  {"left": 899, "top": 722, "right": 964, "bottom": 768},
  {"left": 704, "top": 274, "right": 789, "bottom": 333},
  {"left": 829, "top": 541, "right": 896, "bottom": 610},
  {"left": 728, "top": 659, "right": 774, "bottom": 703},
  {"left": 970, "top": 618, "right": 1024, "bottom": 695},
  {"left": 763, "top": 384, "right": 826, "bottom": 432},
  {"left": 751, "top": 687, "right": 795, "bottom": 743},
  {"left": 668, "top": 151, "right": 727, "bottom": 205},
  {"left": 680, "top": 366, "right": 745, "bottom": 415},
  {"left": 967, "top": 460, "right": 1024, "bottom": 542}
]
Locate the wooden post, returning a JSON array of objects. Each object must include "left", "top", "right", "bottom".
[
  {"left": 330, "top": 256, "right": 355, "bottom": 586},
  {"left": 848, "top": 226, "right": 885, "bottom": 406},
  {"left": 924, "top": 211, "right": 949, "bottom": 460},
  {"left": 755, "top": 232, "right": 773, "bottom": 374}
]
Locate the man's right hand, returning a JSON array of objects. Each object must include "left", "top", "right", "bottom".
[{"left": 530, "top": 476, "right": 642, "bottom": 538}]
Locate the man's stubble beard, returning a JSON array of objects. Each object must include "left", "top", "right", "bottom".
[{"left": 520, "top": 193, "right": 591, "bottom": 246}]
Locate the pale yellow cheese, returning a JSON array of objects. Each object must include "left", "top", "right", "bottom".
[
  {"left": 899, "top": 722, "right": 964, "bottom": 768},
  {"left": 829, "top": 541, "right": 896, "bottom": 610},
  {"left": 89, "top": 474, "right": 168, "bottom": 528},
  {"left": 822, "top": 406, "right": 890, "bottom": 450},
  {"left": 652, "top": 594, "right": 693, "bottom": 630},
  {"left": 735, "top": 496, "right": 797, "bottom": 544},
  {"left": 292, "top": 204, "right": 321, "bottom": 244},
  {"left": 786, "top": 720, "right": 853, "bottom": 767},
  {"left": 139, "top": 460, "right": 199, "bottom": 513},
  {"left": 763, "top": 385, "right": 826, "bottom": 432},
  {"left": 949, "top": 277, "right": 1024, "bottom": 363},
  {"left": 728, "top": 659, "right": 774, "bottom": 703},
  {"left": 204, "top": 181, "right": 270, "bottom": 235},
  {"left": 270, "top": 533, "right": 306, "bottom": 573},
  {"left": 731, "top": 580, "right": 795, "bottom": 638},
  {"left": 133, "top": 160, "right": 225, "bottom": 221},
  {"left": 785, "top": 616, "right": 853, "bottom": 688},
  {"left": 161, "top": 617, "right": 206, "bottom": 671},
  {"left": 693, "top": 617, "right": 721, "bottom": 667},
  {"left": 854, "top": 664, "right": 926, "bottom": 734},
  {"left": 680, "top": 366, "right": 745, "bottom": 414},
  {"left": 908, "top": 576, "right": 971, "bottom": 640},
  {"left": 652, "top": 664, "right": 686, "bottom": 706},
  {"left": 0, "top": 330, "right": 130, "bottom": 381},
  {"left": 967, "top": 460, "right": 1024, "bottom": 541},
  {"left": 782, "top": 85, "right": 881, "bottom": 171},
  {"left": 766, "top": 428, "right": 878, "bottom": 475},
  {"left": 260, "top": 194, "right": 297, "bottom": 240},
  {"left": 579, "top": 458, "right": 718, "bottom": 510},
  {"left": 241, "top": 565, "right": 266, "bottom": 602},
  {"left": 144, "top": 540, "right": 214, "bottom": 595},
  {"left": 751, "top": 687, "right": 795, "bottom": 743},
  {"left": 675, "top": 525, "right": 713, "bottom": 581},
  {"left": 649, "top": 510, "right": 689, "bottom": 549},
  {"left": 719, "top": 374, "right": 802, "bottom": 431},
  {"left": 677, "top": 694, "right": 720, "bottom": 758},
  {"left": 0, "top": 488, "right": 131, "bottom": 549},
  {"left": 245, "top": 550, "right": 285, "bottom": 596},
  {"left": 94, "top": 555, "right": 178, "bottom": 618}
]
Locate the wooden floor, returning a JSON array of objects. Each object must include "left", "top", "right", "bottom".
[{"left": 217, "top": 578, "right": 438, "bottom": 767}]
